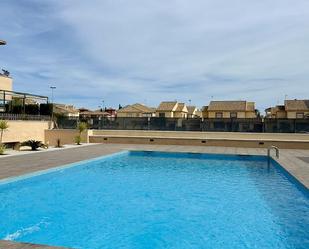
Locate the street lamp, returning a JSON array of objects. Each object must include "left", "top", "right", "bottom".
[
  {"left": 50, "top": 86, "right": 56, "bottom": 104},
  {"left": 0, "top": 40, "right": 6, "bottom": 45},
  {"left": 50, "top": 86, "right": 56, "bottom": 121}
]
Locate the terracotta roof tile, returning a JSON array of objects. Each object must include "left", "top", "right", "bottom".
[
  {"left": 208, "top": 101, "right": 255, "bottom": 111},
  {"left": 285, "top": 100, "right": 309, "bottom": 111},
  {"left": 157, "top": 101, "right": 178, "bottom": 111}
]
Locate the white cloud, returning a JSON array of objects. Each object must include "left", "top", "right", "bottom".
[{"left": 0, "top": 0, "right": 309, "bottom": 110}]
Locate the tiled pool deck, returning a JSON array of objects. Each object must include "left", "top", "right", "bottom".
[{"left": 0, "top": 143, "right": 308, "bottom": 248}]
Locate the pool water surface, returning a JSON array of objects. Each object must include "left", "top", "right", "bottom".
[{"left": 0, "top": 151, "right": 308, "bottom": 249}]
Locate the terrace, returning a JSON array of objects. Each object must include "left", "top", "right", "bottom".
[{"left": 0, "top": 89, "right": 51, "bottom": 120}]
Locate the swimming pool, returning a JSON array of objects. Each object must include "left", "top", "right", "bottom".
[{"left": 0, "top": 151, "right": 308, "bottom": 249}]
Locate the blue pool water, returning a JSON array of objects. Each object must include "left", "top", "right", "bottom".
[{"left": 0, "top": 151, "right": 308, "bottom": 249}]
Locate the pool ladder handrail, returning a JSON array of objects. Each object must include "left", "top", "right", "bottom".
[
  {"left": 267, "top": 146, "right": 279, "bottom": 169},
  {"left": 267, "top": 145, "right": 280, "bottom": 159}
]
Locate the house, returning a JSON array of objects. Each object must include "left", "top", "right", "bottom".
[
  {"left": 265, "top": 105, "right": 286, "bottom": 119},
  {"left": 117, "top": 103, "right": 156, "bottom": 117},
  {"left": 187, "top": 106, "right": 200, "bottom": 118},
  {"left": 156, "top": 101, "right": 188, "bottom": 118},
  {"left": 205, "top": 100, "right": 257, "bottom": 119},
  {"left": 0, "top": 71, "right": 12, "bottom": 92},
  {"left": 285, "top": 99, "right": 309, "bottom": 119},
  {"left": 0, "top": 72, "right": 13, "bottom": 109},
  {"left": 105, "top": 108, "right": 117, "bottom": 118},
  {"left": 174, "top": 103, "right": 188, "bottom": 118},
  {"left": 265, "top": 100, "right": 309, "bottom": 119},
  {"left": 79, "top": 109, "right": 110, "bottom": 119},
  {"left": 201, "top": 106, "right": 208, "bottom": 118},
  {"left": 53, "top": 104, "right": 79, "bottom": 117}
]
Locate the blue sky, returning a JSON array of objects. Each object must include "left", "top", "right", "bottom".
[{"left": 0, "top": 0, "right": 308, "bottom": 111}]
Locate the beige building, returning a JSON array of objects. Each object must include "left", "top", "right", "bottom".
[
  {"left": 79, "top": 109, "right": 111, "bottom": 119},
  {"left": 187, "top": 106, "right": 201, "bottom": 118},
  {"left": 54, "top": 104, "right": 79, "bottom": 117},
  {"left": 117, "top": 103, "right": 156, "bottom": 117},
  {"left": 266, "top": 100, "right": 309, "bottom": 119},
  {"left": 285, "top": 100, "right": 309, "bottom": 119},
  {"left": 201, "top": 106, "right": 208, "bottom": 118},
  {"left": 0, "top": 73, "right": 12, "bottom": 92},
  {"left": 204, "top": 100, "right": 257, "bottom": 119},
  {"left": 265, "top": 105, "right": 286, "bottom": 119},
  {"left": 156, "top": 101, "right": 188, "bottom": 118}
]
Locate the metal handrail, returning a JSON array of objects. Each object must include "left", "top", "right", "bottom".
[
  {"left": 267, "top": 145, "right": 279, "bottom": 159},
  {"left": 267, "top": 146, "right": 279, "bottom": 169}
]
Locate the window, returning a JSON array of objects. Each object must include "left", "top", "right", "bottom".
[
  {"left": 230, "top": 112, "right": 237, "bottom": 118},
  {"left": 296, "top": 112, "right": 304, "bottom": 119},
  {"left": 215, "top": 112, "right": 223, "bottom": 118},
  {"left": 159, "top": 113, "right": 165, "bottom": 118}
]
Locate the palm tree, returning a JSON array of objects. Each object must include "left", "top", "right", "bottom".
[
  {"left": 75, "top": 122, "right": 87, "bottom": 145},
  {"left": 0, "top": 120, "right": 9, "bottom": 144},
  {"left": 0, "top": 120, "right": 9, "bottom": 155}
]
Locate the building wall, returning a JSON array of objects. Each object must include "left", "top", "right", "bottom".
[
  {"left": 1, "top": 120, "right": 51, "bottom": 143},
  {"left": 287, "top": 111, "right": 309, "bottom": 119},
  {"left": 89, "top": 130, "right": 309, "bottom": 149},
  {"left": 275, "top": 111, "right": 287, "bottom": 119},
  {"left": 207, "top": 111, "right": 256, "bottom": 118},
  {"left": 0, "top": 76, "right": 13, "bottom": 103},
  {"left": 245, "top": 111, "right": 257, "bottom": 118},
  {"left": 155, "top": 111, "right": 174, "bottom": 118},
  {"left": 117, "top": 112, "right": 141, "bottom": 118},
  {"left": 117, "top": 112, "right": 155, "bottom": 118},
  {"left": 174, "top": 111, "right": 187, "bottom": 118},
  {"left": 45, "top": 129, "right": 90, "bottom": 146},
  {"left": 0, "top": 75, "right": 12, "bottom": 91}
]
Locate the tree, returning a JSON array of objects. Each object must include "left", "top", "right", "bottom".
[{"left": 75, "top": 122, "right": 87, "bottom": 145}]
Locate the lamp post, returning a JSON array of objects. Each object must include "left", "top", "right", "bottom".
[
  {"left": 0, "top": 40, "right": 6, "bottom": 45},
  {"left": 50, "top": 86, "right": 56, "bottom": 104},
  {"left": 50, "top": 86, "right": 56, "bottom": 121}
]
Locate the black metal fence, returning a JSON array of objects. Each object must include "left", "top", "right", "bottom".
[
  {"left": 56, "top": 117, "right": 309, "bottom": 133},
  {"left": 0, "top": 113, "right": 51, "bottom": 121}
]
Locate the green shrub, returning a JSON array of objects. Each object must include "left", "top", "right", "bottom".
[
  {"left": 21, "top": 140, "right": 43, "bottom": 151},
  {"left": 0, "top": 144, "right": 6, "bottom": 155},
  {"left": 0, "top": 120, "right": 9, "bottom": 144},
  {"left": 74, "top": 122, "right": 87, "bottom": 145},
  {"left": 74, "top": 135, "right": 82, "bottom": 145}
]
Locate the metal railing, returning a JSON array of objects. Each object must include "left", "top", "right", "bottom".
[
  {"left": 55, "top": 117, "right": 309, "bottom": 133},
  {"left": 0, "top": 113, "right": 51, "bottom": 121}
]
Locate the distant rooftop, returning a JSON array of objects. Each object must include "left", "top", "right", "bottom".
[
  {"left": 208, "top": 101, "right": 255, "bottom": 112},
  {"left": 285, "top": 99, "right": 309, "bottom": 111}
]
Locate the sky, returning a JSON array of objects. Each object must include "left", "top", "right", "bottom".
[{"left": 0, "top": 0, "right": 308, "bottom": 111}]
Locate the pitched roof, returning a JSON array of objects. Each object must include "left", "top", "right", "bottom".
[
  {"left": 157, "top": 101, "right": 178, "bottom": 111},
  {"left": 117, "top": 103, "right": 155, "bottom": 113},
  {"left": 54, "top": 104, "right": 79, "bottom": 115},
  {"left": 208, "top": 101, "right": 254, "bottom": 111},
  {"left": 175, "top": 103, "right": 188, "bottom": 112},
  {"left": 285, "top": 100, "right": 309, "bottom": 111},
  {"left": 187, "top": 106, "right": 197, "bottom": 114}
]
